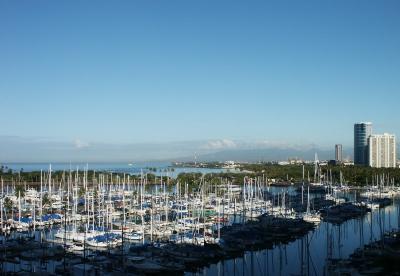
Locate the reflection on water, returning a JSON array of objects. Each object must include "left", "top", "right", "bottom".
[{"left": 193, "top": 200, "right": 400, "bottom": 276}]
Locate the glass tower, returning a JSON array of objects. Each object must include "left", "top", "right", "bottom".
[{"left": 354, "top": 122, "right": 372, "bottom": 165}]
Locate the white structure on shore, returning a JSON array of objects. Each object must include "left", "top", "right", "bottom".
[{"left": 368, "top": 133, "right": 396, "bottom": 168}]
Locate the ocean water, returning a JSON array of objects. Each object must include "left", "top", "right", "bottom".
[{"left": 1, "top": 162, "right": 235, "bottom": 178}]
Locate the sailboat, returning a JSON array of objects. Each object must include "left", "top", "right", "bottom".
[
  {"left": 310, "top": 153, "right": 323, "bottom": 186},
  {"left": 302, "top": 186, "right": 321, "bottom": 224}
]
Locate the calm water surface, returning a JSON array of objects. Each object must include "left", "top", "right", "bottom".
[
  {"left": 193, "top": 200, "right": 400, "bottom": 276},
  {"left": 2, "top": 162, "right": 237, "bottom": 178}
]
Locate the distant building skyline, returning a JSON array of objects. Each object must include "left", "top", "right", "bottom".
[
  {"left": 354, "top": 122, "right": 373, "bottom": 166},
  {"left": 335, "top": 144, "right": 343, "bottom": 162}
]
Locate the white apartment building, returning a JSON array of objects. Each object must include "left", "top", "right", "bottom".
[{"left": 368, "top": 133, "right": 396, "bottom": 168}]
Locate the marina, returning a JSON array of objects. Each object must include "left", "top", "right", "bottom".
[{"left": 0, "top": 165, "right": 399, "bottom": 274}]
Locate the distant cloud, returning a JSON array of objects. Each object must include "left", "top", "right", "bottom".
[
  {"left": 203, "top": 139, "right": 237, "bottom": 150},
  {"left": 0, "top": 135, "right": 350, "bottom": 163},
  {"left": 74, "top": 139, "right": 90, "bottom": 149},
  {"left": 252, "top": 140, "right": 318, "bottom": 150}
]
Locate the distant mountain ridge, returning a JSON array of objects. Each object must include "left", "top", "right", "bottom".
[
  {"left": 181, "top": 147, "right": 354, "bottom": 162},
  {"left": 187, "top": 143, "right": 400, "bottom": 162}
]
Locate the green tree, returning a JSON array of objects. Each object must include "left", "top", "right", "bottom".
[
  {"left": 15, "top": 185, "right": 25, "bottom": 198},
  {"left": 4, "top": 197, "right": 13, "bottom": 212},
  {"left": 42, "top": 193, "right": 51, "bottom": 206},
  {"left": 78, "top": 186, "right": 86, "bottom": 198}
]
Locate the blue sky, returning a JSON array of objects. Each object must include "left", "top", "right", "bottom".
[{"left": 0, "top": 1, "right": 399, "bottom": 161}]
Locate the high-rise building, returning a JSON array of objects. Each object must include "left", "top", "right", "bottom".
[
  {"left": 368, "top": 133, "right": 396, "bottom": 168},
  {"left": 354, "top": 122, "right": 372, "bottom": 165},
  {"left": 335, "top": 144, "right": 343, "bottom": 162}
]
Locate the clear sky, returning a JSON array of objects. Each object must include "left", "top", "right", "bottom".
[{"left": 0, "top": 1, "right": 399, "bottom": 161}]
